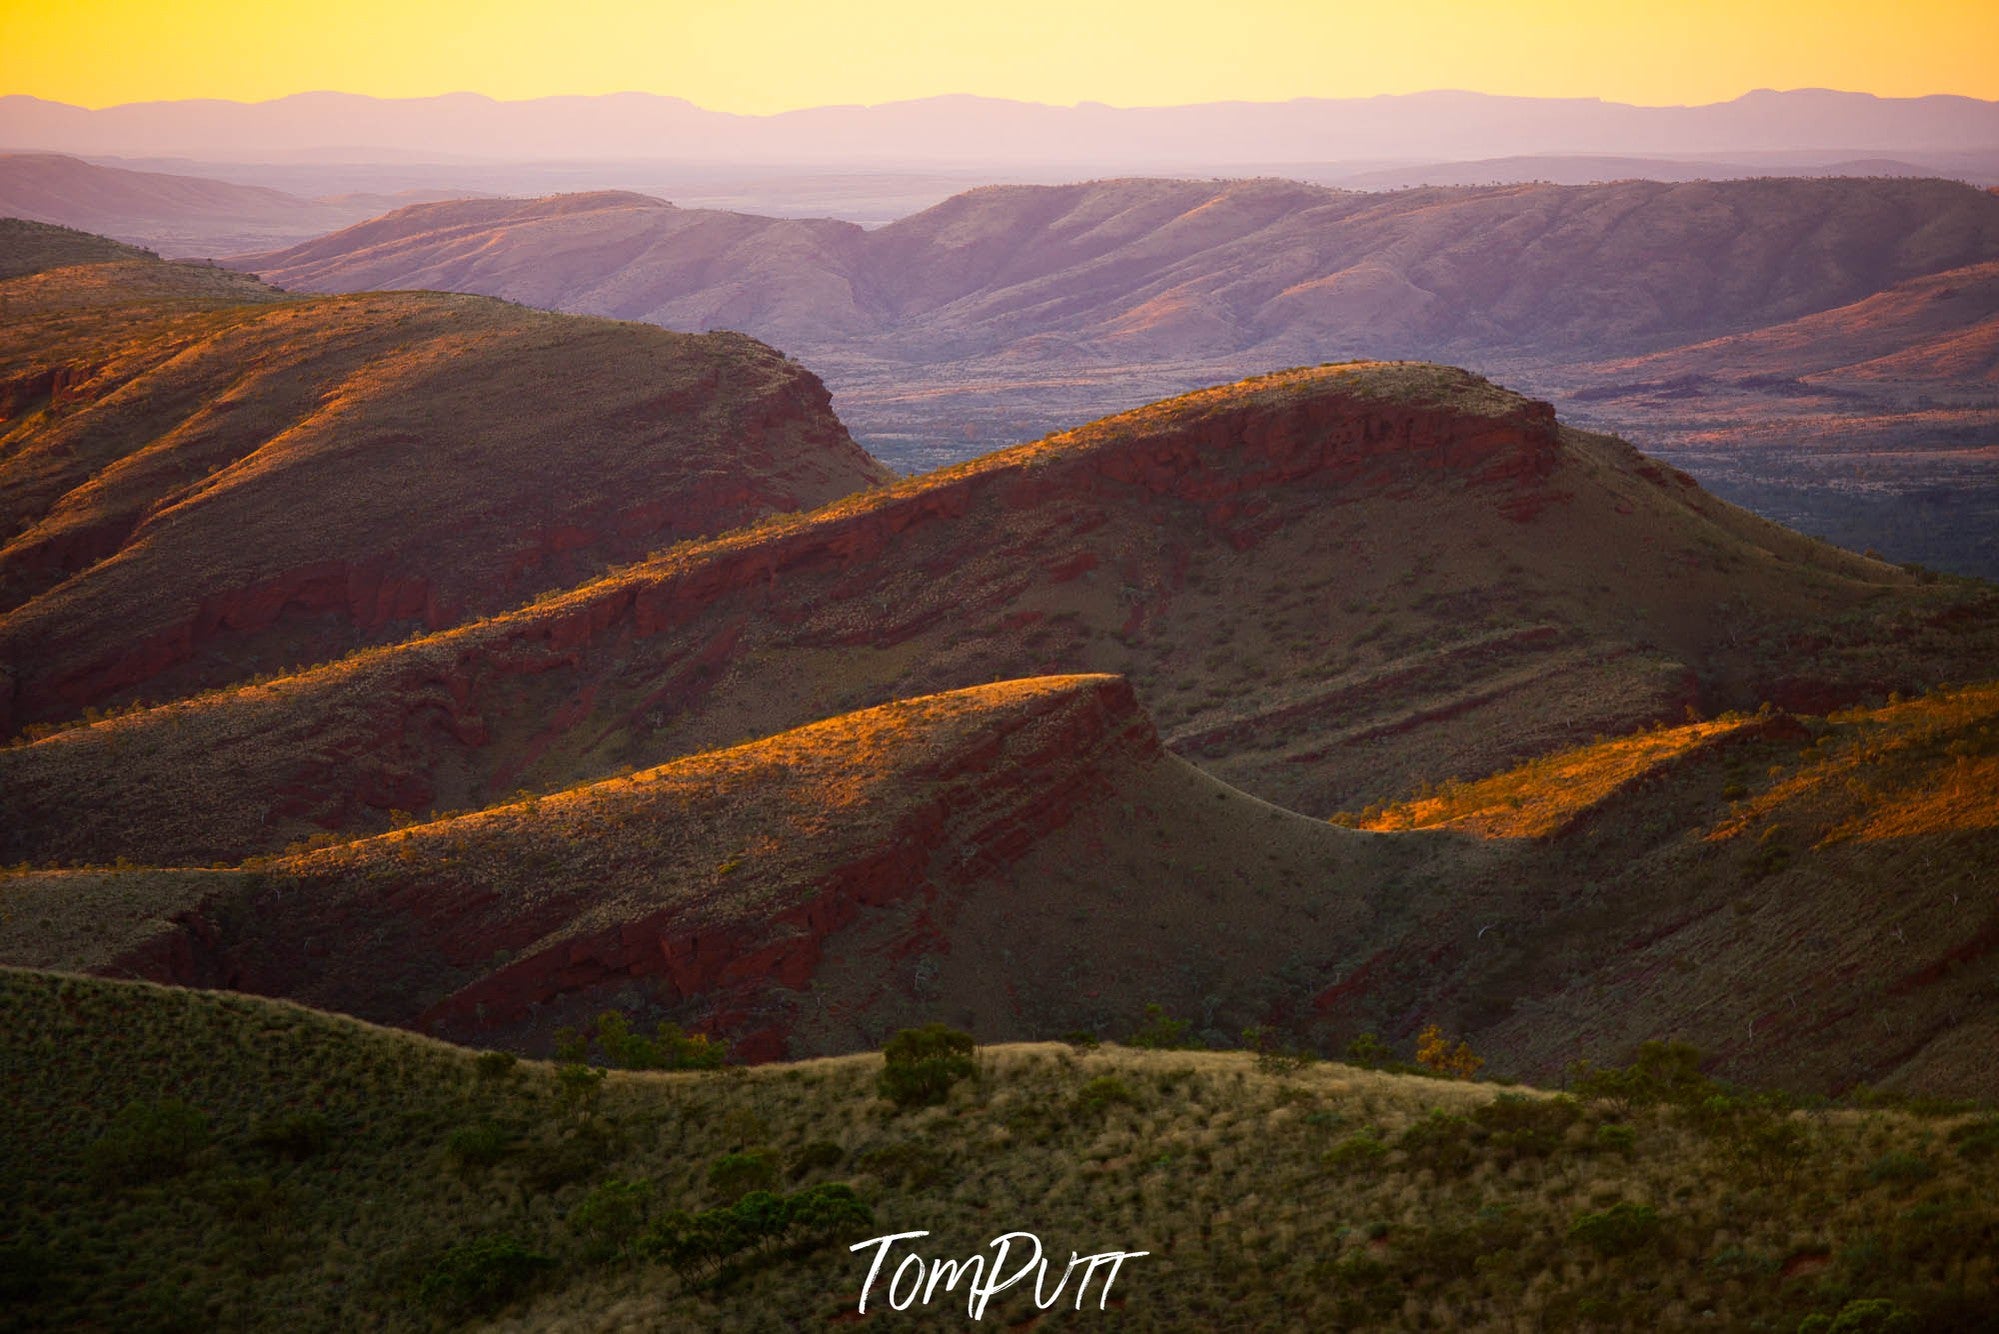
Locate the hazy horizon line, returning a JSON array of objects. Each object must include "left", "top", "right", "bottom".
[{"left": 12, "top": 85, "right": 1999, "bottom": 117}]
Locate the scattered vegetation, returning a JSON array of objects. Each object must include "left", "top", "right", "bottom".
[{"left": 5, "top": 971, "right": 1995, "bottom": 1330}]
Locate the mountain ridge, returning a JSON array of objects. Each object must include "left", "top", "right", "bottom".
[
  {"left": 7, "top": 360, "right": 1982, "bottom": 873},
  {"left": 0, "top": 228, "right": 890, "bottom": 732}
]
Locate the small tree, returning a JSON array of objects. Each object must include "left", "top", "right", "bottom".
[
  {"left": 707, "top": 1150, "right": 778, "bottom": 1203},
  {"left": 1415, "top": 1023, "right": 1483, "bottom": 1079},
  {"left": 570, "top": 1178, "right": 653, "bottom": 1263},
  {"left": 1128, "top": 1004, "right": 1193, "bottom": 1050}
]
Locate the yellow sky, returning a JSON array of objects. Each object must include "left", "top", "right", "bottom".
[{"left": 4, "top": 0, "right": 1996, "bottom": 112}]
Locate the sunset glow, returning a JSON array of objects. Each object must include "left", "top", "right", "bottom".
[{"left": 4, "top": 0, "right": 1997, "bottom": 112}]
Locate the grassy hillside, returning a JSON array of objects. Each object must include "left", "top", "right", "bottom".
[
  {"left": 0, "top": 215, "right": 153, "bottom": 279},
  {"left": 4, "top": 969, "right": 1996, "bottom": 1332}
]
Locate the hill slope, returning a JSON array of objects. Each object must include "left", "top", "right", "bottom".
[
  {"left": 246, "top": 177, "right": 1999, "bottom": 366},
  {"left": 0, "top": 226, "right": 889, "bottom": 731},
  {"left": 7, "top": 675, "right": 1993, "bottom": 1098},
  {"left": 0, "top": 675, "right": 1449, "bottom": 1061},
  {"left": 0, "top": 152, "right": 478, "bottom": 256},
  {"left": 1330, "top": 682, "right": 1999, "bottom": 1098},
  {"left": 10, "top": 361, "right": 1984, "bottom": 869},
  {"left": 5, "top": 968, "right": 1996, "bottom": 1332},
  {"left": 3, "top": 360, "right": 1983, "bottom": 868}
]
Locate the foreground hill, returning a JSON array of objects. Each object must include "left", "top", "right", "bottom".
[
  {"left": 5, "top": 968, "right": 1995, "bottom": 1332},
  {"left": 0, "top": 223, "right": 889, "bottom": 731},
  {"left": 11, "top": 361, "right": 1986, "bottom": 870}
]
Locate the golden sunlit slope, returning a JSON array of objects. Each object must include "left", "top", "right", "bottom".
[
  {"left": 0, "top": 675, "right": 1452, "bottom": 1060},
  {"left": 7, "top": 360, "right": 1992, "bottom": 869},
  {"left": 0, "top": 226, "right": 890, "bottom": 731},
  {"left": 12, "top": 968, "right": 1997, "bottom": 1334},
  {"left": 1319, "top": 683, "right": 1999, "bottom": 1100},
  {"left": 1347, "top": 713, "right": 1803, "bottom": 839}
]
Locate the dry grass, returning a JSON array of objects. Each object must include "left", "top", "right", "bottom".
[{"left": 5, "top": 968, "right": 1993, "bottom": 1332}]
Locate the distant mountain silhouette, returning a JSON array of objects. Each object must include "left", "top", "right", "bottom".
[{"left": 7, "top": 89, "right": 1999, "bottom": 166}]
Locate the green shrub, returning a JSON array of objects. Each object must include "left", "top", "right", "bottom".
[
  {"left": 1865, "top": 1151, "right": 1934, "bottom": 1185},
  {"left": 1824, "top": 1297, "right": 1918, "bottom": 1333},
  {"left": 854, "top": 1140, "right": 950, "bottom": 1189},
  {"left": 1243, "top": 1025, "right": 1318, "bottom": 1076},
  {"left": 86, "top": 1099, "right": 209, "bottom": 1186},
  {"left": 1471, "top": 1093, "right": 1578, "bottom": 1160},
  {"left": 640, "top": 1183, "right": 872, "bottom": 1287},
  {"left": 473, "top": 1050, "right": 518, "bottom": 1083},
  {"left": 1076, "top": 1075, "right": 1138, "bottom": 1115},
  {"left": 1595, "top": 1122, "right": 1638, "bottom": 1155},
  {"left": 1398, "top": 1109, "right": 1478, "bottom": 1176},
  {"left": 1568, "top": 1202, "right": 1662, "bottom": 1256},
  {"left": 1128, "top": 1004, "right": 1193, "bottom": 1050},
  {"left": 592, "top": 1012, "right": 727, "bottom": 1070},
  {"left": 520, "top": 1123, "right": 612, "bottom": 1191},
  {"left": 417, "top": 1235, "right": 555, "bottom": 1315},
  {"left": 1729, "top": 1113, "right": 1813, "bottom": 1186},
  {"left": 878, "top": 1024, "right": 977, "bottom": 1107},
  {"left": 707, "top": 1150, "right": 778, "bottom": 1203},
  {"left": 555, "top": 1063, "right": 606, "bottom": 1120},
  {"left": 1570, "top": 1041, "right": 1713, "bottom": 1110},
  {"left": 1948, "top": 1117, "right": 1999, "bottom": 1160},
  {"left": 784, "top": 1182, "right": 873, "bottom": 1240},
  {"left": 1326, "top": 1134, "right": 1387, "bottom": 1172},
  {"left": 1344, "top": 1033, "right": 1393, "bottom": 1068},
  {"left": 446, "top": 1121, "right": 514, "bottom": 1172}
]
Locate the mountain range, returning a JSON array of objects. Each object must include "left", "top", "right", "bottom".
[
  {"left": 8, "top": 89, "right": 1999, "bottom": 166},
  {"left": 221, "top": 175, "right": 1999, "bottom": 575},
  {"left": 3, "top": 229, "right": 1995, "bottom": 1103}
]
